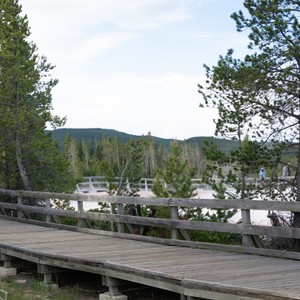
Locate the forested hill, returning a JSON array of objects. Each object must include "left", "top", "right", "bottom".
[
  {"left": 50, "top": 128, "right": 174, "bottom": 147},
  {"left": 186, "top": 136, "right": 239, "bottom": 154},
  {"left": 50, "top": 128, "right": 238, "bottom": 153}
]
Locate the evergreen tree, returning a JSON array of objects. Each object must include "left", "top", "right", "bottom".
[
  {"left": 118, "top": 139, "right": 144, "bottom": 197},
  {"left": 141, "top": 133, "right": 157, "bottom": 178},
  {"left": 64, "top": 134, "right": 82, "bottom": 179},
  {"left": 152, "top": 141, "right": 198, "bottom": 238},
  {"left": 202, "top": 136, "right": 275, "bottom": 200},
  {"left": 0, "top": 0, "right": 74, "bottom": 192},
  {"left": 199, "top": 0, "right": 300, "bottom": 231},
  {"left": 153, "top": 140, "right": 196, "bottom": 199}
]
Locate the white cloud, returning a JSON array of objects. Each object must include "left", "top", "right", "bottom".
[
  {"left": 22, "top": 1, "right": 205, "bottom": 68},
  {"left": 51, "top": 73, "right": 217, "bottom": 139},
  {"left": 49, "top": 32, "right": 139, "bottom": 65},
  {"left": 20, "top": 0, "right": 245, "bottom": 139},
  {"left": 23, "top": 0, "right": 205, "bottom": 31}
]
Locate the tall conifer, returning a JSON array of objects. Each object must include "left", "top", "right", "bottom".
[{"left": 0, "top": 0, "right": 74, "bottom": 192}]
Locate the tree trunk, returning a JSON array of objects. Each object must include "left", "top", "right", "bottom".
[
  {"left": 293, "top": 139, "right": 300, "bottom": 227},
  {"left": 15, "top": 133, "right": 31, "bottom": 191},
  {"left": 15, "top": 134, "right": 37, "bottom": 207},
  {"left": 292, "top": 139, "right": 300, "bottom": 249}
]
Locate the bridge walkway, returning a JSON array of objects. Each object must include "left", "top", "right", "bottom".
[{"left": 0, "top": 218, "right": 300, "bottom": 299}]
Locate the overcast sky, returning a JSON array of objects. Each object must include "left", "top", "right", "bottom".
[{"left": 21, "top": 0, "right": 250, "bottom": 140}]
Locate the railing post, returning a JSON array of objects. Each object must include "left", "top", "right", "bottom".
[
  {"left": 45, "top": 198, "right": 51, "bottom": 223},
  {"left": 170, "top": 205, "right": 178, "bottom": 240},
  {"left": 88, "top": 177, "right": 94, "bottom": 193},
  {"left": 117, "top": 203, "right": 124, "bottom": 233},
  {"left": 17, "top": 196, "right": 24, "bottom": 219},
  {"left": 241, "top": 209, "right": 252, "bottom": 247},
  {"left": 109, "top": 203, "right": 114, "bottom": 231},
  {"left": 77, "top": 201, "right": 87, "bottom": 228}
]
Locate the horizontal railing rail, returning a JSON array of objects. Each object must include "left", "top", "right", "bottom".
[
  {"left": 76, "top": 176, "right": 295, "bottom": 193},
  {"left": 0, "top": 189, "right": 299, "bottom": 260}
]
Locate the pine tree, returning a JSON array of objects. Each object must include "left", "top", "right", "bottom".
[
  {"left": 0, "top": 0, "right": 74, "bottom": 192},
  {"left": 64, "top": 134, "right": 82, "bottom": 179},
  {"left": 199, "top": 0, "right": 300, "bottom": 231},
  {"left": 153, "top": 140, "right": 196, "bottom": 199}
]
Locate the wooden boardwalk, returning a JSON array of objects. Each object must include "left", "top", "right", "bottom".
[{"left": 0, "top": 218, "right": 300, "bottom": 299}]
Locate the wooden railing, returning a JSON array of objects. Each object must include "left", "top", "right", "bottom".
[
  {"left": 76, "top": 176, "right": 295, "bottom": 193},
  {"left": 0, "top": 189, "right": 300, "bottom": 260}
]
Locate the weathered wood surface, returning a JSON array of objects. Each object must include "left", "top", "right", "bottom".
[
  {"left": 1, "top": 188, "right": 300, "bottom": 262},
  {"left": 2, "top": 201, "right": 300, "bottom": 242},
  {"left": 0, "top": 218, "right": 300, "bottom": 300},
  {"left": 1, "top": 189, "right": 300, "bottom": 241},
  {"left": 2, "top": 188, "right": 300, "bottom": 211}
]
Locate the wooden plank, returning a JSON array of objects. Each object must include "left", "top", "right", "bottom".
[
  {"left": 0, "top": 219, "right": 300, "bottom": 299},
  {"left": 2, "top": 215, "right": 300, "bottom": 261},
  {"left": 2, "top": 188, "right": 300, "bottom": 261}
]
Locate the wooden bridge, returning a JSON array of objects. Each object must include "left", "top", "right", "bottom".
[
  {"left": 75, "top": 176, "right": 295, "bottom": 194},
  {"left": 0, "top": 189, "right": 300, "bottom": 299}
]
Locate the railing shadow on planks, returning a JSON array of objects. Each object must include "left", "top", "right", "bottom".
[{"left": 0, "top": 189, "right": 300, "bottom": 260}]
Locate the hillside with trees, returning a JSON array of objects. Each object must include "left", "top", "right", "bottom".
[
  {"left": 62, "top": 130, "right": 205, "bottom": 181},
  {"left": 49, "top": 128, "right": 239, "bottom": 185},
  {"left": 50, "top": 128, "right": 239, "bottom": 152},
  {"left": 50, "top": 128, "right": 175, "bottom": 148}
]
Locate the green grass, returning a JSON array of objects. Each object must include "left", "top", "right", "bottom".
[
  {"left": 51, "top": 286, "right": 80, "bottom": 300},
  {"left": 0, "top": 275, "right": 80, "bottom": 300}
]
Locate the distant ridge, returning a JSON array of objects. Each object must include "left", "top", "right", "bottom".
[
  {"left": 50, "top": 128, "right": 175, "bottom": 147},
  {"left": 50, "top": 128, "right": 238, "bottom": 153}
]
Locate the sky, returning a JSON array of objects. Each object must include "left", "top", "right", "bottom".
[{"left": 21, "top": 0, "right": 250, "bottom": 140}]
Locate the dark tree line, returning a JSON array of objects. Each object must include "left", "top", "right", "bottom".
[{"left": 63, "top": 133, "right": 205, "bottom": 184}]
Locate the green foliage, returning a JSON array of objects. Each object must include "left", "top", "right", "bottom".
[
  {"left": 0, "top": 0, "right": 75, "bottom": 192},
  {"left": 51, "top": 199, "right": 77, "bottom": 225},
  {"left": 51, "top": 286, "right": 80, "bottom": 300},
  {"left": 30, "top": 278, "right": 49, "bottom": 294},
  {"left": 198, "top": 0, "right": 300, "bottom": 246},
  {"left": 121, "top": 140, "right": 144, "bottom": 195},
  {"left": 87, "top": 208, "right": 112, "bottom": 231},
  {"left": 106, "top": 168, "right": 118, "bottom": 195},
  {"left": 51, "top": 128, "right": 178, "bottom": 149},
  {"left": 0, "top": 275, "right": 81, "bottom": 300},
  {"left": 152, "top": 140, "right": 199, "bottom": 237},
  {"left": 202, "top": 136, "right": 282, "bottom": 200},
  {"left": 51, "top": 128, "right": 239, "bottom": 153},
  {"left": 185, "top": 204, "right": 241, "bottom": 245},
  {"left": 153, "top": 140, "right": 196, "bottom": 199},
  {"left": 189, "top": 230, "right": 242, "bottom": 245},
  {"left": 53, "top": 127, "right": 242, "bottom": 189},
  {"left": 199, "top": 0, "right": 300, "bottom": 146},
  {"left": 199, "top": 1, "right": 300, "bottom": 190},
  {"left": 152, "top": 179, "right": 169, "bottom": 199}
]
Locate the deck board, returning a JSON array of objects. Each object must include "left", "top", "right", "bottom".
[{"left": 0, "top": 218, "right": 300, "bottom": 299}]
